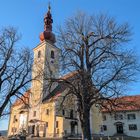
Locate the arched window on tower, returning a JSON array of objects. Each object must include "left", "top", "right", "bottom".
[
  {"left": 38, "top": 50, "right": 41, "bottom": 58},
  {"left": 51, "top": 50, "right": 54, "bottom": 59}
]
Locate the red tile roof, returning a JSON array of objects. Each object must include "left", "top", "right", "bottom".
[
  {"left": 12, "top": 90, "right": 30, "bottom": 107},
  {"left": 60, "top": 71, "right": 78, "bottom": 80},
  {"left": 102, "top": 95, "right": 140, "bottom": 112}
]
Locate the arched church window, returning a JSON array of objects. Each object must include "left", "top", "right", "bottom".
[
  {"left": 51, "top": 50, "right": 54, "bottom": 59},
  {"left": 38, "top": 50, "right": 41, "bottom": 58}
]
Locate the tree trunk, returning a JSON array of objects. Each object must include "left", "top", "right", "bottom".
[{"left": 79, "top": 107, "right": 92, "bottom": 140}]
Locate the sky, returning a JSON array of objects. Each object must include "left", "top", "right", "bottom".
[{"left": 0, "top": 0, "right": 140, "bottom": 131}]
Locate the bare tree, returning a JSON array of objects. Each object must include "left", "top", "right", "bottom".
[
  {"left": 53, "top": 12, "right": 140, "bottom": 140},
  {"left": 0, "top": 27, "right": 33, "bottom": 118}
]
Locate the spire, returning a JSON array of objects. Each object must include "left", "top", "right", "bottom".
[
  {"left": 48, "top": 2, "right": 51, "bottom": 12},
  {"left": 40, "top": 4, "right": 56, "bottom": 43},
  {"left": 44, "top": 4, "right": 53, "bottom": 31}
]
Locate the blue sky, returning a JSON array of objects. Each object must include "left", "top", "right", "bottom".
[{"left": 0, "top": 0, "right": 140, "bottom": 130}]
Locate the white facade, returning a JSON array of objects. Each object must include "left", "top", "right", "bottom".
[{"left": 102, "top": 110, "right": 140, "bottom": 137}]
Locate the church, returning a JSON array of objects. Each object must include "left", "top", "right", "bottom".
[{"left": 8, "top": 6, "right": 102, "bottom": 138}]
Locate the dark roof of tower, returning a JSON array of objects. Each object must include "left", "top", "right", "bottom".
[{"left": 42, "top": 71, "right": 78, "bottom": 102}]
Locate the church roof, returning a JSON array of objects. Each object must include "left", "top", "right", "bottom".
[
  {"left": 42, "top": 71, "right": 78, "bottom": 102},
  {"left": 12, "top": 71, "right": 77, "bottom": 106},
  {"left": 12, "top": 90, "right": 30, "bottom": 107}
]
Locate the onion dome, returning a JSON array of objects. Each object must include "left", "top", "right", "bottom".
[{"left": 40, "top": 5, "right": 56, "bottom": 43}]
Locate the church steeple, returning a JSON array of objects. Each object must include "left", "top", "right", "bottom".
[{"left": 40, "top": 5, "right": 56, "bottom": 43}]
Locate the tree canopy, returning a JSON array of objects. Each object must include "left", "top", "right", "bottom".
[
  {"left": 0, "top": 27, "right": 32, "bottom": 118},
  {"left": 56, "top": 12, "right": 140, "bottom": 140}
]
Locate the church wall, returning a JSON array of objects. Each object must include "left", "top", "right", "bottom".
[
  {"left": 55, "top": 116, "right": 64, "bottom": 137},
  {"left": 8, "top": 105, "right": 28, "bottom": 136},
  {"left": 41, "top": 102, "right": 55, "bottom": 137},
  {"left": 8, "top": 106, "right": 20, "bottom": 136},
  {"left": 90, "top": 105, "right": 102, "bottom": 135},
  {"left": 55, "top": 91, "right": 82, "bottom": 136}
]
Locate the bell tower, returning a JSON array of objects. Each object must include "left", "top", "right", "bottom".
[{"left": 30, "top": 5, "right": 60, "bottom": 112}]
